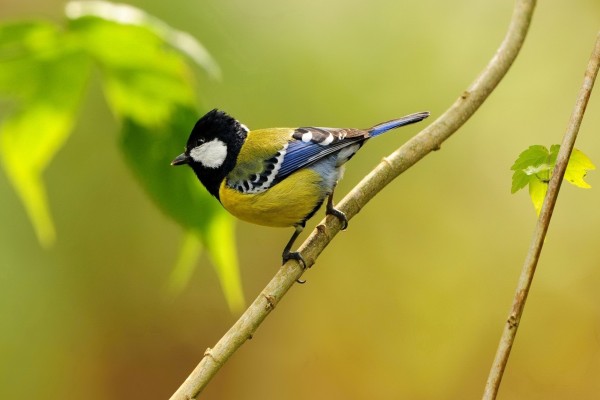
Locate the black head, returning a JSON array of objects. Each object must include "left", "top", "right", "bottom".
[{"left": 171, "top": 109, "right": 248, "bottom": 199}]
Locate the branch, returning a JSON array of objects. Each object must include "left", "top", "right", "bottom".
[
  {"left": 170, "top": 0, "right": 537, "bottom": 398},
  {"left": 482, "top": 31, "right": 600, "bottom": 400}
]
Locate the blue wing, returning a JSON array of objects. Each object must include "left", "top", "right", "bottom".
[
  {"left": 271, "top": 112, "right": 431, "bottom": 185},
  {"left": 274, "top": 127, "right": 367, "bottom": 182}
]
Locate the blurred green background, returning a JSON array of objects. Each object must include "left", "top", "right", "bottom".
[{"left": 1, "top": 0, "right": 599, "bottom": 399}]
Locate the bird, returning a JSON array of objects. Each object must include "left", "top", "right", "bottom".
[{"left": 171, "top": 109, "right": 429, "bottom": 267}]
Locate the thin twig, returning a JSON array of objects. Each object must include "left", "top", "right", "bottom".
[
  {"left": 169, "top": 1, "right": 537, "bottom": 398},
  {"left": 482, "top": 31, "right": 600, "bottom": 400}
]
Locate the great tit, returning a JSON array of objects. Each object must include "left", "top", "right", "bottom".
[{"left": 172, "top": 109, "right": 429, "bottom": 266}]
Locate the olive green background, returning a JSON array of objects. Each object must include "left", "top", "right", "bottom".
[{"left": 1, "top": 0, "right": 599, "bottom": 399}]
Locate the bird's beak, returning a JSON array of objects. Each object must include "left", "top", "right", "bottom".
[{"left": 171, "top": 153, "right": 190, "bottom": 166}]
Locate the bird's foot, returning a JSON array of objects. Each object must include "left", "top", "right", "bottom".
[
  {"left": 282, "top": 250, "right": 307, "bottom": 284},
  {"left": 326, "top": 206, "right": 348, "bottom": 230}
]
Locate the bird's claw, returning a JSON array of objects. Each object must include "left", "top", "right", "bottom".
[
  {"left": 282, "top": 251, "right": 306, "bottom": 269},
  {"left": 282, "top": 251, "right": 307, "bottom": 284},
  {"left": 327, "top": 207, "right": 348, "bottom": 230}
]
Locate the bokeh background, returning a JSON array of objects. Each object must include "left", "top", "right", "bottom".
[{"left": 1, "top": 0, "right": 600, "bottom": 399}]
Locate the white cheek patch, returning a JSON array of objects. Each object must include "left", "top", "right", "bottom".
[{"left": 189, "top": 139, "right": 228, "bottom": 169}]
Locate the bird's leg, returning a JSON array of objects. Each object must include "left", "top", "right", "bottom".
[
  {"left": 326, "top": 187, "right": 348, "bottom": 230},
  {"left": 282, "top": 223, "right": 306, "bottom": 269}
]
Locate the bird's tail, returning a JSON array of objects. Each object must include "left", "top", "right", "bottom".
[{"left": 368, "top": 111, "right": 430, "bottom": 137}]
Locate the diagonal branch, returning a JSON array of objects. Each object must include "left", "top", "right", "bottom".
[
  {"left": 169, "top": 0, "right": 537, "bottom": 398},
  {"left": 482, "top": 31, "right": 600, "bottom": 400}
]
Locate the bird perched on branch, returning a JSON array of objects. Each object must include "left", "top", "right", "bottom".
[{"left": 172, "top": 109, "right": 429, "bottom": 267}]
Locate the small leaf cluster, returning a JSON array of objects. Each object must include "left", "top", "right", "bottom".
[{"left": 511, "top": 145, "right": 595, "bottom": 215}]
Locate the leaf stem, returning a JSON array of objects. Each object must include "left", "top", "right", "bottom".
[
  {"left": 169, "top": 0, "right": 537, "bottom": 398},
  {"left": 482, "top": 31, "right": 600, "bottom": 400}
]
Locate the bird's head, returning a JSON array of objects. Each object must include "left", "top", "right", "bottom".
[{"left": 171, "top": 109, "right": 248, "bottom": 198}]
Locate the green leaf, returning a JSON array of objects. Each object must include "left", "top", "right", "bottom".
[
  {"left": 565, "top": 148, "right": 595, "bottom": 188},
  {"left": 68, "top": 16, "right": 197, "bottom": 125},
  {"left": 511, "top": 145, "right": 550, "bottom": 171},
  {"left": 65, "top": 1, "right": 220, "bottom": 79},
  {"left": 511, "top": 169, "right": 531, "bottom": 194},
  {"left": 528, "top": 177, "right": 546, "bottom": 216},
  {"left": 0, "top": 21, "right": 91, "bottom": 246},
  {"left": 510, "top": 145, "right": 550, "bottom": 193}
]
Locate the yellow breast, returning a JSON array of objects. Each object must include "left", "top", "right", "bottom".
[{"left": 219, "top": 168, "right": 325, "bottom": 227}]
